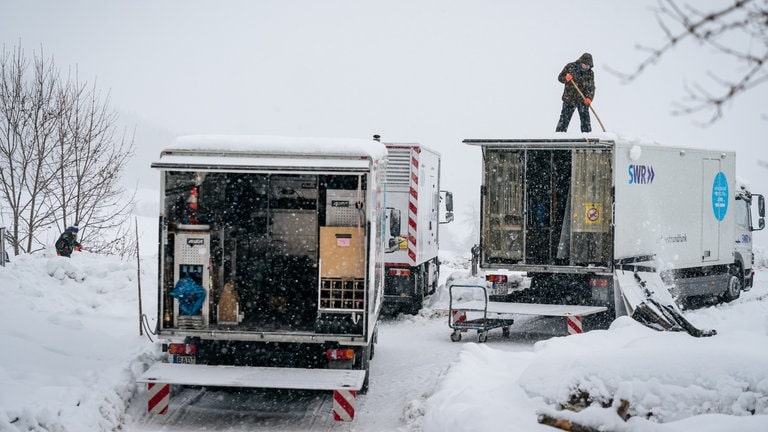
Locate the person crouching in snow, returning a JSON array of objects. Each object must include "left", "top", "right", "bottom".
[
  {"left": 555, "top": 52, "right": 595, "bottom": 133},
  {"left": 55, "top": 225, "right": 82, "bottom": 257}
]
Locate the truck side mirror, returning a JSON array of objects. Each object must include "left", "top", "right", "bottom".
[
  {"left": 390, "top": 208, "right": 401, "bottom": 237},
  {"left": 440, "top": 191, "right": 454, "bottom": 224},
  {"left": 385, "top": 208, "right": 401, "bottom": 253},
  {"left": 387, "top": 237, "right": 399, "bottom": 253},
  {"left": 756, "top": 194, "right": 765, "bottom": 231}
]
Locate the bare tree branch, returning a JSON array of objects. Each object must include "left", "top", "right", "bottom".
[
  {"left": 609, "top": 0, "right": 767, "bottom": 123},
  {"left": 0, "top": 43, "right": 136, "bottom": 256}
]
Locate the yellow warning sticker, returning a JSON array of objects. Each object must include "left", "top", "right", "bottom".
[{"left": 584, "top": 203, "right": 602, "bottom": 224}]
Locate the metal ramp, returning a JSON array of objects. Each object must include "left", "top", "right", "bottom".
[
  {"left": 448, "top": 284, "right": 607, "bottom": 342},
  {"left": 138, "top": 363, "right": 366, "bottom": 391},
  {"left": 615, "top": 270, "right": 716, "bottom": 337}
]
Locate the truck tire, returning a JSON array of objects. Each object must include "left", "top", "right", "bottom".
[
  {"left": 429, "top": 260, "right": 439, "bottom": 295},
  {"left": 357, "top": 344, "right": 372, "bottom": 394},
  {"left": 721, "top": 274, "right": 741, "bottom": 302},
  {"left": 407, "top": 266, "right": 426, "bottom": 315}
]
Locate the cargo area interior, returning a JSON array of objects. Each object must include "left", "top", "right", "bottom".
[
  {"left": 160, "top": 171, "right": 368, "bottom": 333},
  {"left": 482, "top": 147, "right": 613, "bottom": 267}
]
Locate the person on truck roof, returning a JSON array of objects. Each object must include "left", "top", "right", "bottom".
[{"left": 555, "top": 52, "right": 595, "bottom": 133}]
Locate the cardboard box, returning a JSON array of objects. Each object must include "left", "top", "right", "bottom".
[{"left": 320, "top": 227, "right": 366, "bottom": 278}]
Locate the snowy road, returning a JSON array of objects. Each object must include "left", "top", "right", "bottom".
[
  {"left": 124, "top": 307, "right": 565, "bottom": 432},
  {"left": 5, "top": 251, "right": 767, "bottom": 431}
]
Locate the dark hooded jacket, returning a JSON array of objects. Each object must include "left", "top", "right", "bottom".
[
  {"left": 55, "top": 228, "right": 81, "bottom": 257},
  {"left": 558, "top": 53, "right": 595, "bottom": 104}
]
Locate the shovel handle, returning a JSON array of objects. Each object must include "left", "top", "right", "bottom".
[{"left": 569, "top": 80, "right": 606, "bottom": 132}]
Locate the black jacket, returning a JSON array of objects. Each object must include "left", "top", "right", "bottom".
[
  {"left": 558, "top": 53, "right": 595, "bottom": 104},
  {"left": 55, "top": 231, "right": 81, "bottom": 257}
]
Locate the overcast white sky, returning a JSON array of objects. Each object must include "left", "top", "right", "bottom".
[{"left": 2, "top": 0, "right": 767, "bottom": 249}]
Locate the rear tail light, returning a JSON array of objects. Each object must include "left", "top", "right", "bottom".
[
  {"left": 486, "top": 274, "right": 508, "bottom": 283},
  {"left": 388, "top": 268, "right": 411, "bottom": 277},
  {"left": 168, "top": 343, "right": 197, "bottom": 355},
  {"left": 589, "top": 277, "right": 610, "bottom": 288},
  {"left": 326, "top": 348, "right": 355, "bottom": 361}
]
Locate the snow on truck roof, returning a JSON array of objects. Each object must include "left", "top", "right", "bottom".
[
  {"left": 463, "top": 132, "right": 647, "bottom": 147},
  {"left": 464, "top": 131, "right": 615, "bottom": 142},
  {"left": 462, "top": 131, "right": 739, "bottom": 153},
  {"left": 162, "top": 135, "right": 387, "bottom": 160}
]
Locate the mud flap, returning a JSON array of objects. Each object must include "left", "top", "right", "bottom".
[{"left": 615, "top": 270, "right": 716, "bottom": 338}]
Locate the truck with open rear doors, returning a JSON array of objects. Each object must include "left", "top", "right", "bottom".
[
  {"left": 465, "top": 136, "right": 764, "bottom": 332},
  {"left": 138, "top": 135, "right": 390, "bottom": 419}
]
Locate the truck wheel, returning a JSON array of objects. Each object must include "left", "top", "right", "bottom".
[
  {"left": 429, "top": 260, "right": 439, "bottom": 295},
  {"left": 721, "top": 275, "right": 741, "bottom": 302},
  {"left": 357, "top": 345, "right": 372, "bottom": 394},
  {"left": 409, "top": 296, "right": 423, "bottom": 315},
  {"left": 360, "top": 371, "right": 370, "bottom": 394},
  {"left": 407, "top": 267, "right": 426, "bottom": 315}
]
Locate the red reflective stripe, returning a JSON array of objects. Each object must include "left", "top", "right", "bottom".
[
  {"left": 333, "top": 390, "right": 356, "bottom": 422},
  {"left": 148, "top": 383, "right": 170, "bottom": 414},
  {"left": 567, "top": 316, "right": 583, "bottom": 335}
]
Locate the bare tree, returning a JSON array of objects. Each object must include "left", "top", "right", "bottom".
[
  {"left": 0, "top": 44, "right": 136, "bottom": 255},
  {"left": 53, "top": 69, "right": 135, "bottom": 255},
  {"left": 0, "top": 45, "right": 61, "bottom": 254},
  {"left": 612, "top": 0, "right": 768, "bottom": 123}
]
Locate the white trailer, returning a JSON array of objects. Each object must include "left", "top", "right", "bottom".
[
  {"left": 380, "top": 140, "right": 453, "bottom": 314},
  {"left": 466, "top": 136, "right": 764, "bottom": 330},
  {"left": 138, "top": 135, "right": 389, "bottom": 419}
]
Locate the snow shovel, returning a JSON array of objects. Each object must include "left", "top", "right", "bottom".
[{"left": 569, "top": 79, "right": 606, "bottom": 132}]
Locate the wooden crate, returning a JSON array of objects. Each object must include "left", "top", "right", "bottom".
[{"left": 320, "top": 227, "right": 365, "bottom": 278}]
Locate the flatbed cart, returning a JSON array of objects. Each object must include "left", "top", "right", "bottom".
[
  {"left": 449, "top": 284, "right": 514, "bottom": 343},
  {"left": 449, "top": 284, "right": 608, "bottom": 343}
]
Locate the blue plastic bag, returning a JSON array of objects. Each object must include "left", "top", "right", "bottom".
[{"left": 170, "top": 276, "right": 207, "bottom": 315}]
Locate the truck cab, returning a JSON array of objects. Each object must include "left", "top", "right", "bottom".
[{"left": 732, "top": 184, "right": 765, "bottom": 294}]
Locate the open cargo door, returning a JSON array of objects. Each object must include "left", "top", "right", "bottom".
[
  {"left": 565, "top": 149, "right": 613, "bottom": 264},
  {"left": 479, "top": 146, "right": 613, "bottom": 267},
  {"left": 481, "top": 150, "right": 525, "bottom": 263}
]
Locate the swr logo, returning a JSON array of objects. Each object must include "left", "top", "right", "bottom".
[
  {"left": 628, "top": 164, "right": 655, "bottom": 184},
  {"left": 186, "top": 238, "right": 204, "bottom": 246}
]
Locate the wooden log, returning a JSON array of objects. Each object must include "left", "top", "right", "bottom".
[{"left": 537, "top": 414, "right": 600, "bottom": 432}]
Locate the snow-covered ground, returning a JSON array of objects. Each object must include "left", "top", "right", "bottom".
[{"left": 1, "top": 247, "right": 768, "bottom": 431}]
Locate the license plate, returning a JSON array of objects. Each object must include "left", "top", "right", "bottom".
[
  {"left": 173, "top": 355, "right": 196, "bottom": 364},
  {"left": 488, "top": 282, "right": 508, "bottom": 297}
]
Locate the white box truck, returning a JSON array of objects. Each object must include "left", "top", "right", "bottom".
[
  {"left": 466, "top": 136, "right": 764, "bottom": 328},
  {"left": 379, "top": 139, "right": 454, "bottom": 314},
  {"left": 138, "top": 136, "right": 390, "bottom": 409}
]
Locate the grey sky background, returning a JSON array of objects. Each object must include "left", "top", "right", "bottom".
[{"left": 2, "top": 1, "right": 766, "bottom": 250}]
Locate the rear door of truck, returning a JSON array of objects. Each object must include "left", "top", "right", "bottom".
[{"left": 469, "top": 139, "right": 614, "bottom": 271}]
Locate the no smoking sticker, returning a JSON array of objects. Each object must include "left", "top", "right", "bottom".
[{"left": 584, "top": 203, "right": 602, "bottom": 224}]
